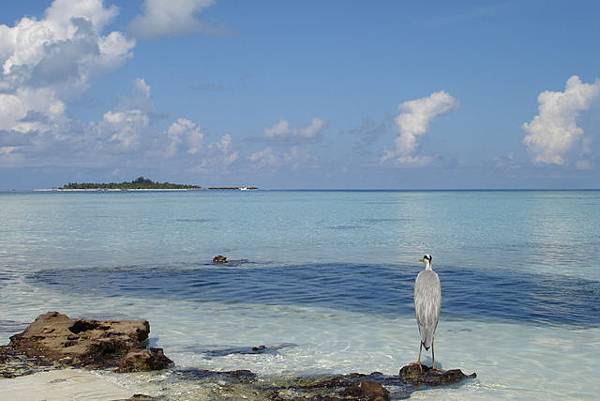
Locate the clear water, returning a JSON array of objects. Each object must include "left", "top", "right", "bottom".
[{"left": 1, "top": 191, "right": 599, "bottom": 400}]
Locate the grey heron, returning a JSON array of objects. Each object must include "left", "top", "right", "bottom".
[{"left": 414, "top": 254, "right": 442, "bottom": 369}]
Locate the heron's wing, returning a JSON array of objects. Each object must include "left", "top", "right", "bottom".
[{"left": 414, "top": 270, "right": 442, "bottom": 349}]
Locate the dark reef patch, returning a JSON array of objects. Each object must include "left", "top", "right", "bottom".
[
  {"left": 173, "top": 218, "right": 214, "bottom": 223},
  {"left": 196, "top": 343, "right": 297, "bottom": 358},
  {"left": 27, "top": 262, "right": 600, "bottom": 327},
  {"left": 328, "top": 225, "right": 366, "bottom": 230}
]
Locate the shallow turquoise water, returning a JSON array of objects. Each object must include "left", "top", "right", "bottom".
[{"left": 1, "top": 191, "right": 599, "bottom": 400}]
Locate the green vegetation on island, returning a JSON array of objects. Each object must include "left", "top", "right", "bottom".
[{"left": 59, "top": 177, "right": 201, "bottom": 190}]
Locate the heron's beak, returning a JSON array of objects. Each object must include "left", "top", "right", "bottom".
[{"left": 418, "top": 258, "right": 425, "bottom": 263}]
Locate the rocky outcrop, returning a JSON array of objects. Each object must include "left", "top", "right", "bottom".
[
  {"left": 398, "top": 363, "right": 476, "bottom": 386},
  {"left": 259, "top": 366, "right": 475, "bottom": 400},
  {"left": 341, "top": 380, "right": 390, "bottom": 401},
  {"left": 0, "top": 312, "right": 172, "bottom": 375},
  {"left": 212, "top": 255, "right": 228, "bottom": 264},
  {"left": 117, "top": 348, "right": 173, "bottom": 373},
  {"left": 263, "top": 373, "right": 390, "bottom": 401}
]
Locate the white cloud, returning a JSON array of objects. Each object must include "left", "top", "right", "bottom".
[
  {"left": 1, "top": 0, "right": 133, "bottom": 80},
  {"left": 93, "top": 78, "right": 153, "bottom": 153},
  {"left": 264, "top": 117, "right": 327, "bottom": 140},
  {"left": 0, "top": 93, "right": 27, "bottom": 131},
  {"left": 254, "top": 117, "right": 325, "bottom": 170},
  {"left": 0, "top": 2, "right": 237, "bottom": 176},
  {"left": 298, "top": 117, "right": 327, "bottom": 139},
  {"left": 162, "top": 117, "right": 240, "bottom": 172},
  {"left": 129, "top": 0, "right": 217, "bottom": 39},
  {"left": 192, "top": 133, "right": 238, "bottom": 171},
  {"left": 44, "top": 0, "right": 119, "bottom": 31},
  {"left": 282, "top": 146, "right": 316, "bottom": 168},
  {"left": 383, "top": 91, "right": 457, "bottom": 165},
  {"left": 248, "top": 145, "right": 317, "bottom": 170},
  {"left": 208, "top": 133, "right": 238, "bottom": 164},
  {"left": 134, "top": 78, "right": 151, "bottom": 98},
  {"left": 523, "top": 75, "right": 600, "bottom": 166},
  {"left": 116, "top": 78, "right": 153, "bottom": 112},
  {"left": 0, "top": 0, "right": 134, "bottom": 135},
  {"left": 99, "top": 109, "right": 149, "bottom": 152},
  {"left": 264, "top": 120, "right": 291, "bottom": 139},
  {"left": 248, "top": 147, "right": 280, "bottom": 168},
  {"left": 166, "top": 118, "right": 205, "bottom": 157},
  {"left": 0, "top": 146, "right": 18, "bottom": 155}
]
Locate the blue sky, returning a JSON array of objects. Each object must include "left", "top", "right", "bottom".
[{"left": 1, "top": 0, "right": 599, "bottom": 189}]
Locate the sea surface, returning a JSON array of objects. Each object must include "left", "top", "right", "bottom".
[{"left": 0, "top": 190, "right": 599, "bottom": 400}]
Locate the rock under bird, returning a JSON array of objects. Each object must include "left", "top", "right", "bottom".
[{"left": 414, "top": 254, "right": 442, "bottom": 369}]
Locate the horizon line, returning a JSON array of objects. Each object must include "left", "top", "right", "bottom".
[{"left": 3, "top": 188, "right": 600, "bottom": 193}]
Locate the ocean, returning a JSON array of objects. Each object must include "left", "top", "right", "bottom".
[{"left": 1, "top": 190, "right": 599, "bottom": 400}]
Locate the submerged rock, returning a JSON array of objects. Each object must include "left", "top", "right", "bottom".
[
  {"left": 398, "top": 363, "right": 476, "bottom": 386},
  {"left": 117, "top": 348, "right": 173, "bottom": 373},
  {"left": 340, "top": 380, "right": 390, "bottom": 401},
  {"left": 262, "top": 373, "right": 391, "bottom": 401},
  {"left": 0, "top": 311, "right": 172, "bottom": 376},
  {"left": 202, "top": 343, "right": 296, "bottom": 357},
  {"left": 212, "top": 255, "right": 228, "bottom": 264},
  {"left": 122, "top": 395, "right": 160, "bottom": 401},
  {"left": 174, "top": 367, "right": 257, "bottom": 383}
]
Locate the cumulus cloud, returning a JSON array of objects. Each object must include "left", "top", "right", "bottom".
[
  {"left": 248, "top": 147, "right": 279, "bottom": 169},
  {"left": 523, "top": 75, "right": 600, "bottom": 166},
  {"left": 0, "top": 1, "right": 241, "bottom": 177},
  {"left": 382, "top": 91, "right": 457, "bottom": 166},
  {"left": 208, "top": 133, "right": 237, "bottom": 163},
  {"left": 252, "top": 117, "right": 326, "bottom": 170},
  {"left": 0, "top": 93, "right": 27, "bottom": 131},
  {"left": 129, "top": 0, "right": 219, "bottom": 39},
  {"left": 44, "top": 0, "right": 118, "bottom": 31},
  {"left": 165, "top": 118, "right": 205, "bottom": 157},
  {"left": 92, "top": 78, "right": 153, "bottom": 153},
  {"left": 264, "top": 117, "right": 327, "bottom": 140},
  {"left": 248, "top": 146, "right": 317, "bottom": 170},
  {"left": 298, "top": 118, "right": 327, "bottom": 139},
  {"left": 1, "top": 1, "right": 133, "bottom": 85},
  {"left": 99, "top": 109, "right": 149, "bottom": 152},
  {"left": 193, "top": 133, "right": 238, "bottom": 170},
  {"left": 0, "top": 0, "right": 134, "bottom": 135},
  {"left": 264, "top": 120, "right": 290, "bottom": 139}
]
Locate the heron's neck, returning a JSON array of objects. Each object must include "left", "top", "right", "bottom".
[{"left": 425, "top": 262, "right": 432, "bottom": 271}]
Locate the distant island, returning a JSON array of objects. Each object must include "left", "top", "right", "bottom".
[
  {"left": 59, "top": 177, "right": 200, "bottom": 191},
  {"left": 54, "top": 177, "right": 257, "bottom": 191}
]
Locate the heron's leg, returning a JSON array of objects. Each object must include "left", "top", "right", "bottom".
[
  {"left": 417, "top": 342, "right": 423, "bottom": 371},
  {"left": 431, "top": 339, "right": 435, "bottom": 370}
]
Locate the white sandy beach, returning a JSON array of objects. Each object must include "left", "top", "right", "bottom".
[{"left": 0, "top": 370, "right": 144, "bottom": 401}]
